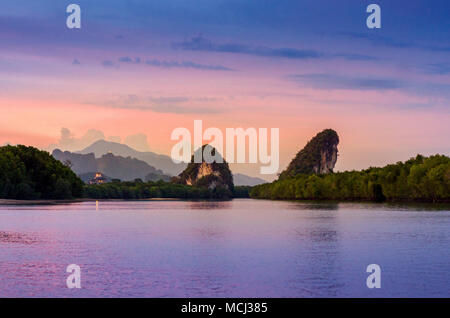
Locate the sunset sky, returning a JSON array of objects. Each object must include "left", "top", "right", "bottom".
[{"left": 0, "top": 0, "right": 449, "bottom": 179}]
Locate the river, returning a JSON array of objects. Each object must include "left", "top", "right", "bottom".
[{"left": 0, "top": 199, "right": 448, "bottom": 297}]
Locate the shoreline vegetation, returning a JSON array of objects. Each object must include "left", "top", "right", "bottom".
[
  {"left": 0, "top": 144, "right": 448, "bottom": 204},
  {"left": 0, "top": 145, "right": 83, "bottom": 200},
  {"left": 250, "top": 129, "right": 449, "bottom": 203},
  {"left": 84, "top": 180, "right": 251, "bottom": 200},
  {"left": 250, "top": 154, "right": 450, "bottom": 203}
]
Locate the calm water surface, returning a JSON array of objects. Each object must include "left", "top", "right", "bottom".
[{"left": 0, "top": 199, "right": 449, "bottom": 297}]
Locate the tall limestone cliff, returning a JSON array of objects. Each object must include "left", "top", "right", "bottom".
[
  {"left": 176, "top": 145, "right": 234, "bottom": 192},
  {"left": 279, "top": 129, "right": 339, "bottom": 179}
]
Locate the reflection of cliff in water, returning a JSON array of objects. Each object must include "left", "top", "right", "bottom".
[
  {"left": 188, "top": 201, "right": 232, "bottom": 210},
  {"left": 286, "top": 201, "right": 339, "bottom": 211}
]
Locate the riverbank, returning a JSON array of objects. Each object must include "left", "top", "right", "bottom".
[
  {"left": 0, "top": 198, "right": 88, "bottom": 205},
  {"left": 250, "top": 154, "right": 449, "bottom": 203},
  {"left": 0, "top": 197, "right": 226, "bottom": 205}
]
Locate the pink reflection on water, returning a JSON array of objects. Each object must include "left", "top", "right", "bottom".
[{"left": 0, "top": 231, "right": 40, "bottom": 245}]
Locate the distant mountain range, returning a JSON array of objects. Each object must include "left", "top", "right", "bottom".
[
  {"left": 53, "top": 140, "right": 267, "bottom": 186},
  {"left": 52, "top": 149, "right": 171, "bottom": 182},
  {"left": 77, "top": 140, "right": 186, "bottom": 176},
  {"left": 233, "top": 173, "right": 266, "bottom": 186}
]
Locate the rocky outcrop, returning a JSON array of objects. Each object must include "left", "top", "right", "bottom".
[
  {"left": 185, "top": 162, "right": 221, "bottom": 186},
  {"left": 176, "top": 145, "right": 234, "bottom": 191},
  {"left": 279, "top": 129, "right": 339, "bottom": 179}
]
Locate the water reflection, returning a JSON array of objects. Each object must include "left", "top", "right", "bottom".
[
  {"left": 288, "top": 203, "right": 345, "bottom": 296},
  {"left": 382, "top": 202, "right": 450, "bottom": 211},
  {"left": 287, "top": 201, "right": 339, "bottom": 211},
  {"left": 0, "top": 231, "right": 40, "bottom": 245},
  {"left": 0, "top": 200, "right": 448, "bottom": 297},
  {"left": 189, "top": 201, "right": 232, "bottom": 210},
  {"left": 294, "top": 229, "right": 338, "bottom": 243},
  {"left": 192, "top": 227, "right": 225, "bottom": 240}
]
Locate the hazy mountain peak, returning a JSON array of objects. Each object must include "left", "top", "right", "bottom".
[
  {"left": 233, "top": 173, "right": 267, "bottom": 186},
  {"left": 77, "top": 140, "right": 186, "bottom": 176},
  {"left": 79, "top": 139, "right": 138, "bottom": 156}
]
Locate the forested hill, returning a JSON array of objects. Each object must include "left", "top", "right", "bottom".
[
  {"left": 251, "top": 155, "right": 450, "bottom": 202},
  {"left": 0, "top": 145, "right": 84, "bottom": 200}
]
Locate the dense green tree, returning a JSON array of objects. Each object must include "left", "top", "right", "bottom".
[
  {"left": 0, "top": 145, "right": 84, "bottom": 199},
  {"left": 251, "top": 155, "right": 450, "bottom": 203},
  {"left": 83, "top": 179, "right": 234, "bottom": 200}
]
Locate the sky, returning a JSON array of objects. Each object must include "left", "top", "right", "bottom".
[{"left": 0, "top": 0, "right": 449, "bottom": 179}]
